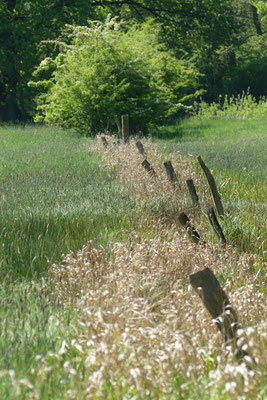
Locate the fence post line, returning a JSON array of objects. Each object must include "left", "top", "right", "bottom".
[{"left": 121, "top": 114, "right": 129, "bottom": 143}]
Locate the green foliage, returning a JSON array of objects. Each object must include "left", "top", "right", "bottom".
[
  {"left": 222, "top": 55, "right": 267, "bottom": 98},
  {"left": 0, "top": 0, "right": 106, "bottom": 120},
  {"left": 30, "top": 17, "right": 202, "bottom": 134},
  {"left": 193, "top": 91, "right": 267, "bottom": 120},
  {"left": 253, "top": 1, "right": 267, "bottom": 22}
]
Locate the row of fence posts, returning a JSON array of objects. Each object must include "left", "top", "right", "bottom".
[{"left": 101, "top": 114, "right": 255, "bottom": 366}]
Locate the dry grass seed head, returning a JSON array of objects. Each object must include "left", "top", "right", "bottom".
[{"left": 49, "top": 232, "right": 266, "bottom": 398}]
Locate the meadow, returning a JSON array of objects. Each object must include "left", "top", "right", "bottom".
[
  {"left": 0, "top": 125, "right": 138, "bottom": 398},
  {"left": 0, "top": 117, "right": 266, "bottom": 399},
  {"left": 154, "top": 118, "right": 267, "bottom": 254}
]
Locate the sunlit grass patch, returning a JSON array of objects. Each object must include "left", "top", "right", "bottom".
[
  {"left": 49, "top": 235, "right": 266, "bottom": 399},
  {"left": 0, "top": 124, "right": 137, "bottom": 278},
  {"left": 192, "top": 92, "right": 267, "bottom": 121},
  {"left": 152, "top": 118, "right": 267, "bottom": 254},
  {"left": 0, "top": 278, "right": 84, "bottom": 399}
]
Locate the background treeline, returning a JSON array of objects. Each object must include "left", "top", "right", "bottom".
[{"left": 0, "top": 0, "right": 267, "bottom": 123}]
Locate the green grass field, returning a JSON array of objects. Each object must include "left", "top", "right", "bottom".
[
  {"left": 0, "top": 119, "right": 266, "bottom": 399},
  {"left": 0, "top": 124, "right": 138, "bottom": 399},
  {"left": 0, "top": 124, "right": 137, "bottom": 278},
  {"left": 154, "top": 118, "right": 267, "bottom": 178},
  {"left": 154, "top": 118, "right": 267, "bottom": 254}
]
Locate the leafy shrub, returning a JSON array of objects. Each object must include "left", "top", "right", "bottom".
[
  {"left": 30, "top": 17, "right": 202, "bottom": 134},
  {"left": 193, "top": 91, "right": 267, "bottom": 120}
]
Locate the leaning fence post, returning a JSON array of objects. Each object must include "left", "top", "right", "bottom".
[
  {"left": 164, "top": 161, "right": 180, "bottom": 188},
  {"left": 208, "top": 207, "right": 226, "bottom": 246},
  {"left": 186, "top": 179, "right": 200, "bottom": 209},
  {"left": 190, "top": 268, "right": 237, "bottom": 341},
  {"left": 178, "top": 212, "right": 202, "bottom": 244},
  {"left": 121, "top": 114, "right": 129, "bottom": 143},
  {"left": 142, "top": 159, "right": 156, "bottom": 177},
  {"left": 136, "top": 141, "right": 145, "bottom": 156},
  {"left": 101, "top": 137, "right": 108, "bottom": 148},
  {"left": 189, "top": 267, "right": 254, "bottom": 363},
  {"left": 197, "top": 156, "right": 224, "bottom": 218}
]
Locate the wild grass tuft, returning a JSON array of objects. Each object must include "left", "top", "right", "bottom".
[{"left": 193, "top": 91, "right": 267, "bottom": 120}]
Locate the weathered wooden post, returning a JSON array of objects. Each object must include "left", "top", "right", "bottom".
[
  {"left": 164, "top": 161, "right": 177, "bottom": 186},
  {"left": 101, "top": 136, "right": 108, "bottom": 148},
  {"left": 178, "top": 212, "right": 202, "bottom": 244},
  {"left": 186, "top": 179, "right": 200, "bottom": 209},
  {"left": 136, "top": 141, "right": 145, "bottom": 156},
  {"left": 142, "top": 159, "right": 156, "bottom": 177},
  {"left": 121, "top": 114, "right": 129, "bottom": 143},
  {"left": 190, "top": 268, "right": 237, "bottom": 341},
  {"left": 208, "top": 207, "right": 226, "bottom": 246},
  {"left": 197, "top": 156, "right": 224, "bottom": 218},
  {"left": 189, "top": 267, "right": 254, "bottom": 363}
]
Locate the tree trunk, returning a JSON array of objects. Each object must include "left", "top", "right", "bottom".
[{"left": 250, "top": 4, "right": 263, "bottom": 35}]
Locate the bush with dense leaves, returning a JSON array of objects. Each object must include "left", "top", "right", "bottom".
[{"left": 30, "top": 17, "right": 202, "bottom": 134}]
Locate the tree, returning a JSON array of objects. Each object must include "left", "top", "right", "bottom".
[
  {"left": 0, "top": 0, "right": 105, "bottom": 120},
  {"left": 30, "top": 18, "right": 203, "bottom": 134}
]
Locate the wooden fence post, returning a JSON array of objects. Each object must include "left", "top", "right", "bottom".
[
  {"left": 186, "top": 179, "right": 200, "bottom": 209},
  {"left": 121, "top": 114, "right": 129, "bottom": 143},
  {"left": 178, "top": 212, "right": 202, "bottom": 244},
  {"left": 189, "top": 267, "right": 255, "bottom": 365},
  {"left": 142, "top": 159, "right": 156, "bottom": 177},
  {"left": 136, "top": 141, "right": 145, "bottom": 156},
  {"left": 208, "top": 207, "right": 226, "bottom": 246},
  {"left": 197, "top": 156, "right": 224, "bottom": 218},
  {"left": 101, "top": 137, "right": 108, "bottom": 148},
  {"left": 190, "top": 268, "right": 239, "bottom": 342},
  {"left": 164, "top": 161, "right": 179, "bottom": 187}
]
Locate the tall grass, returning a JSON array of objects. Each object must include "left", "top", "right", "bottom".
[
  {"left": 45, "top": 134, "right": 266, "bottom": 399},
  {"left": 153, "top": 118, "right": 267, "bottom": 254},
  {"left": 193, "top": 91, "right": 267, "bottom": 120},
  {"left": 0, "top": 120, "right": 266, "bottom": 399},
  {"left": 0, "top": 279, "right": 82, "bottom": 399},
  {"left": 0, "top": 124, "right": 140, "bottom": 399},
  {"left": 0, "top": 124, "right": 136, "bottom": 278}
]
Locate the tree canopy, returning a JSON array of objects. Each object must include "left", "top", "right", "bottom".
[
  {"left": 30, "top": 18, "right": 203, "bottom": 134},
  {"left": 0, "top": 0, "right": 266, "bottom": 124}
]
